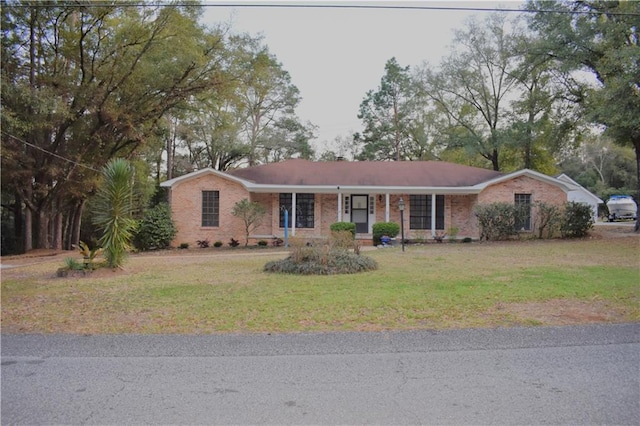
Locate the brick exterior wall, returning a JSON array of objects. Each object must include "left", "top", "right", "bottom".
[
  {"left": 167, "top": 173, "right": 568, "bottom": 246},
  {"left": 449, "top": 194, "right": 478, "bottom": 239},
  {"left": 476, "top": 175, "right": 567, "bottom": 236},
  {"left": 168, "top": 174, "right": 252, "bottom": 247}
]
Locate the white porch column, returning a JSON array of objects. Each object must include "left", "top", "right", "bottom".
[
  {"left": 431, "top": 193, "right": 436, "bottom": 237},
  {"left": 337, "top": 189, "right": 342, "bottom": 222},
  {"left": 291, "top": 192, "right": 297, "bottom": 236},
  {"left": 385, "top": 193, "right": 390, "bottom": 222}
]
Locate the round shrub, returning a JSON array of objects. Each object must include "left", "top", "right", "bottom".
[
  {"left": 372, "top": 222, "right": 400, "bottom": 246},
  {"left": 264, "top": 248, "right": 378, "bottom": 275},
  {"left": 474, "top": 202, "right": 519, "bottom": 241},
  {"left": 561, "top": 201, "right": 594, "bottom": 238},
  {"left": 330, "top": 222, "right": 356, "bottom": 237},
  {"left": 133, "top": 203, "right": 177, "bottom": 251}
]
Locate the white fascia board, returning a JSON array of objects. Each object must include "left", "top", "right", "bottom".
[
  {"left": 160, "top": 168, "right": 254, "bottom": 188},
  {"left": 474, "top": 169, "right": 577, "bottom": 192},
  {"left": 246, "top": 184, "right": 481, "bottom": 195},
  {"left": 557, "top": 174, "right": 604, "bottom": 203}
]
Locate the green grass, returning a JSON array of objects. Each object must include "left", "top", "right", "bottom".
[{"left": 2, "top": 237, "right": 638, "bottom": 334}]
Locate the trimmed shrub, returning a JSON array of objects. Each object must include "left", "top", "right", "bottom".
[
  {"left": 257, "top": 240, "right": 268, "bottom": 247},
  {"left": 264, "top": 248, "right": 377, "bottom": 275},
  {"left": 178, "top": 243, "right": 189, "bottom": 249},
  {"left": 330, "top": 222, "right": 356, "bottom": 238},
  {"left": 264, "top": 236, "right": 377, "bottom": 275},
  {"left": 213, "top": 241, "right": 223, "bottom": 248},
  {"left": 133, "top": 203, "right": 177, "bottom": 251},
  {"left": 475, "top": 202, "right": 519, "bottom": 241},
  {"left": 372, "top": 222, "right": 400, "bottom": 246},
  {"left": 330, "top": 230, "right": 359, "bottom": 251},
  {"left": 533, "top": 201, "right": 562, "bottom": 239},
  {"left": 561, "top": 201, "right": 594, "bottom": 238}
]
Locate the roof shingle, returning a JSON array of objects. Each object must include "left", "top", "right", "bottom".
[{"left": 227, "top": 159, "right": 503, "bottom": 187}]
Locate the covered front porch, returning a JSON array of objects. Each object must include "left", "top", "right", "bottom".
[{"left": 251, "top": 190, "right": 479, "bottom": 242}]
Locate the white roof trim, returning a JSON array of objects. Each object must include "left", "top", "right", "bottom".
[
  {"left": 556, "top": 173, "right": 604, "bottom": 204},
  {"left": 160, "top": 168, "right": 253, "bottom": 188},
  {"left": 160, "top": 168, "right": 485, "bottom": 194},
  {"left": 474, "top": 169, "right": 577, "bottom": 192},
  {"left": 247, "top": 184, "right": 482, "bottom": 194},
  {"left": 161, "top": 167, "right": 572, "bottom": 195}
]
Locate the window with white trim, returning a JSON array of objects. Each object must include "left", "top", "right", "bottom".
[
  {"left": 202, "top": 191, "right": 219, "bottom": 227},
  {"left": 279, "top": 193, "right": 315, "bottom": 228},
  {"left": 514, "top": 193, "right": 532, "bottom": 231},
  {"left": 409, "top": 195, "right": 444, "bottom": 230}
]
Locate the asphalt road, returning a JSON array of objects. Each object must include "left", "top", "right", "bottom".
[{"left": 2, "top": 324, "right": 639, "bottom": 425}]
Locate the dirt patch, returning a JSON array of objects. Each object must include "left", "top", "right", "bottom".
[
  {"left": 590, "top": 223, "right": 638, "bottom": 239},
  {"left": 495, "top": 299, "right": 630, "bottom": 326}
]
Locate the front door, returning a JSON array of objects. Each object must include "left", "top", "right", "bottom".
[{"left": 351, "top": 195, "right": 369, "bottom": 233}]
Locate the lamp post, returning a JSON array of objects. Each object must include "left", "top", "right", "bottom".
[{"left": 398, "top": 197, "right": 405, "bottom": 252}]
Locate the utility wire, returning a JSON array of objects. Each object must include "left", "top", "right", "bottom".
[
  {"left": 1, "top": 131, "right": 102, "bottom": 173},
  {"left": 7, "top": 1, "right": 640, "bottom": 16}
]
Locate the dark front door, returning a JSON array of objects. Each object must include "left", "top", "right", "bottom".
[{"left": 351, "top": 195, "right": 368, "bottom": 233}]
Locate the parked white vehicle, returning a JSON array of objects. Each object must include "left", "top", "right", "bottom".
[{"left": 606, "top": 195, "right": 637, "bottom": 221}]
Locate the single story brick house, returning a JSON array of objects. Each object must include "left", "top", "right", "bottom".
[{"left": 160, "top": 159, "right": 576, "bottom": 245}]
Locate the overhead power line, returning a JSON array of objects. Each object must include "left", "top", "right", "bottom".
[
  {"left": 7, "top": 2, "right": 640, "bottom": 16},
  {"left": 1, "top": 131, "right": 101, "bottom": 173}
]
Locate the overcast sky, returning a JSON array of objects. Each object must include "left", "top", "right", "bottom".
[{"left": 201, "top": 1, "right": 525, "bottom": 156}]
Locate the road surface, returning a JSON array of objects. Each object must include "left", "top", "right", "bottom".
[{"left": 2, "top": 324, "right": 639, "bottom": 425}]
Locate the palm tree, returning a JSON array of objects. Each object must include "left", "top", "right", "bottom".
[{"left": 93, "top": 159, "right": 137, "bottom": 268}]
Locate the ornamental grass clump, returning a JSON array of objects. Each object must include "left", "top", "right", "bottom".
[{"left": 264, "top": 235, "right": 377, "bottom": 275}]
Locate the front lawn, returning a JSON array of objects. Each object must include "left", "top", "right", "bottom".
[{"left": 2, "top": 235, "right": 638, "bottom": 334}]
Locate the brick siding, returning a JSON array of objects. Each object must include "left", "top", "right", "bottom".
[{"left": 167, "top": 173, "right": 567, "bottom": 246}]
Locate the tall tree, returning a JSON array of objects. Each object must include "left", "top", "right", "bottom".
[
  {"left": 356, "top": 57, "right": 414, "bottom": 161},
  {"left": 417, "top": 14, "right": 520, "bottom": 171},
  {"left": 527, "top": 0, "right": 640, "bottom": 230},
  {"left": 174, "top": 34, "right": 313, "bottom": 171},
  {"left": 232, "top": 37, "right": 305, "bottom": 166},
  {"left": 498, "top": 27, "right": 585, "bottom": 174},
  {"left": 1, "top": 2, "right": 229, "bottom": 252}
]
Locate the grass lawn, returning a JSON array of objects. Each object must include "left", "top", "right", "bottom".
[{"left": 2, "top": 233, "right": 638, "bottom": 334}]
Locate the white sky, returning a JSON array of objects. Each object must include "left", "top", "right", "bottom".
[{"left": 201, "top": 1, "right": 525, "bottom": 156}]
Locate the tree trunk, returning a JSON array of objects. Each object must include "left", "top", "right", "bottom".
[
  {"left": 69, "top": 199, "right": 85, "bottom": 249},
  {"left": 491, "top": 149, "right": 500, "bottom": 171},
  {"left": 37, "top": 210, "right": 50, "bottom": 249},
  {"left": 24, "top": 191, "right": 33, "bottom": 252},
  {"left": 52, "top": 205, "right": 63, "bottom": 250},
  {"left": 12, "top": 193, "right": 24, "bottom": 254}
]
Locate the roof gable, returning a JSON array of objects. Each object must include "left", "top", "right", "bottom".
[
  {"left": 159, "top": 167, "right": 251, "bottom": 188},
  {"left": 473, "top": 169, "right": 575, "bottom": 192},
  {"left": 557, "top": 173, "right": 604, "bottom": 203}
]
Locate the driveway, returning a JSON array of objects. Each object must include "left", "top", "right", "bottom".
[{"left": 2, "top": 324, "right": 638, "bottom": 425}]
